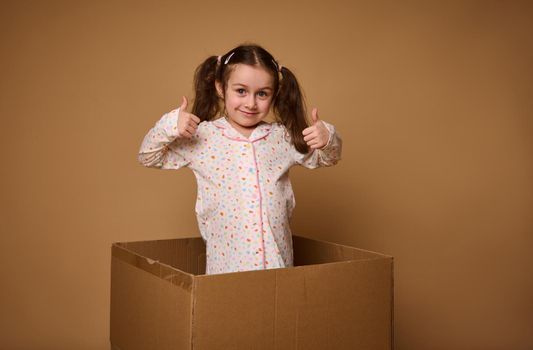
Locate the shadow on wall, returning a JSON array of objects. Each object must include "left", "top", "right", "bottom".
[{"left": 291, "top": 168, "right": 368, "bottom": 246}]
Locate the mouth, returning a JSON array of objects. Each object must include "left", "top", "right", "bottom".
[{"left": 239, "top": 110, "right": 259, "bottom": 117}]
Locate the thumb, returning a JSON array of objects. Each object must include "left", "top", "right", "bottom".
[
  {"left": 180, "top": 96, "right": 189, "bottom": 112},
  {"left": 311, "top": 107, "right": 319, "bottom": 125}
]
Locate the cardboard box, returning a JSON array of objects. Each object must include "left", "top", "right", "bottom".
[{"left": 110, "top": 235, "right": 394, "bottom": 349}]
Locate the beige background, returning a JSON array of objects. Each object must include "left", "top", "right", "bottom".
[{"left": 1, "top": 0, "right": 532, "bottom": 349}]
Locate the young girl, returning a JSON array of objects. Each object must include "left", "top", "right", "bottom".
[{"left": 138, "top": 44, "right": 342, "bottom": 275}]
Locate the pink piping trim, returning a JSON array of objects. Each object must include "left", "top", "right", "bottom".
[
  {"left": 250, "top": 141, "right": 266, "bottom": 268},
  {"left": 215, "top": 123, "right": 269, "bottom": 268}
]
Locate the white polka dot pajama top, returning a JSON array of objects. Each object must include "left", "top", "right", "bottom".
[{"left": 138, "top": 107, "right": 342, "bottom": 275}]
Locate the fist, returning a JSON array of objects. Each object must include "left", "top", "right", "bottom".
[
  {"left": 177, "top": 96, "right": 200, "bottom": 138},
  {"left": 302, "top": 107, "right": 330, "bottom": 149}
]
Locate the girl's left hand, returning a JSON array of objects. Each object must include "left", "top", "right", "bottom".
[{"left": 302, "top": 107, "right": 330, "bottom": 149}]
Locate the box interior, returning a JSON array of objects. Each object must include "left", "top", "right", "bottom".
[{"left": 116, "top": 235, "right": 388, "bottom": 276}]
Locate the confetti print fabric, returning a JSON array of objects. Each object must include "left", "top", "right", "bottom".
[{"left": 138, "top": 108, "right": 342, "bottom": 275}]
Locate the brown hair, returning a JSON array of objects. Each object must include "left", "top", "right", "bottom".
[{"left": 192, "top": 43, "right": 310, "bottom": 153}]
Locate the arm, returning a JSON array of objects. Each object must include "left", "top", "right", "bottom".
[
  {"left": 137, "top": 107, "right": 190, "bottom": 169},
  {"left": 293, "top": 120, "right": 342, "bottom": 169},
  {"left": 138, "top": 97, "right": 200, "bottom": 169}
]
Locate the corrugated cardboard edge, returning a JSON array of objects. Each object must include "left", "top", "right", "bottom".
[
  {"left": 111, "top": 243, "right": 194, "bottom": 292},
  {"left": 293, "top": 234, "right": 393, "bottom": 258},
  {"left": 191, "top": 278, "right": 198, "bottom": 350},
  {"left": 391, "top": 256, "right": 395, "bottom": 350}
]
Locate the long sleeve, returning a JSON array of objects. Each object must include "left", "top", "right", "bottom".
[
  {"left": 137, "top": 108, "right": 191, "bottom": 169},
  {"left": 292, "top": 120, "right": 342, "bottom": 169}
]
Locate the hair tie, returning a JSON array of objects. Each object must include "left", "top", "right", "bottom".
[
  {"left": 224, "top": 52, "right": 235, "bottom": 65},
  {"left": 271, "top": 59, "right": 282, "bottom": 72},
  {"left": 271, "top": 60, "right": 283, "bottom": 82}
]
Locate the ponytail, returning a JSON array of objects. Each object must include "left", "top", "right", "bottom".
[
  {"left": 274, "top": 66, "right": 309, "bottom": 154},
  {"left": 192, "top": 55, "right": 220, "bottom": 121}
]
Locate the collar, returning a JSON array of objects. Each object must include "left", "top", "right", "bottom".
[{"left": 213, "top": 117, "right": 272, "bottom": 142}]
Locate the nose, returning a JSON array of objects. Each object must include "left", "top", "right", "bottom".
[{"left": 244, "top": 95, "right": 257, "bottom": 110}]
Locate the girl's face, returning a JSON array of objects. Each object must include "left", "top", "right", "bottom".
[{"left": 216, "top": 64, "right": 274, "bottom": 138}]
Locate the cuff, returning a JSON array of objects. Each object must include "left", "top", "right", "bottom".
[{"left": 319, "top": 121, "right": 334, "bottom": 150}]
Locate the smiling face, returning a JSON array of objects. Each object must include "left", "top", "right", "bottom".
[{"left": 216, "top": 64, "right": 275, "bottom": 138}]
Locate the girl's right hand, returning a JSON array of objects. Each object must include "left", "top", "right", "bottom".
[{"left": 177, "top": 96, "right": 201, "bottom": 138}]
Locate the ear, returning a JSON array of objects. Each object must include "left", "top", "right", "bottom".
[{"left": 215, "top": 81, "right": 224, "bottom": 99}]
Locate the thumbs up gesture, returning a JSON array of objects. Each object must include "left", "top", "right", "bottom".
[
  {"left": 177, "top": 96, "right": 201, "bottom": 138},
  {"left": 302, "top": 107, "right": 330, "bottom": 149}
]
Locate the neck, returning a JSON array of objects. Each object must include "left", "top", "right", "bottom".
[{"left": 224, "top": 115, "right": 256, "bottom": 138}]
